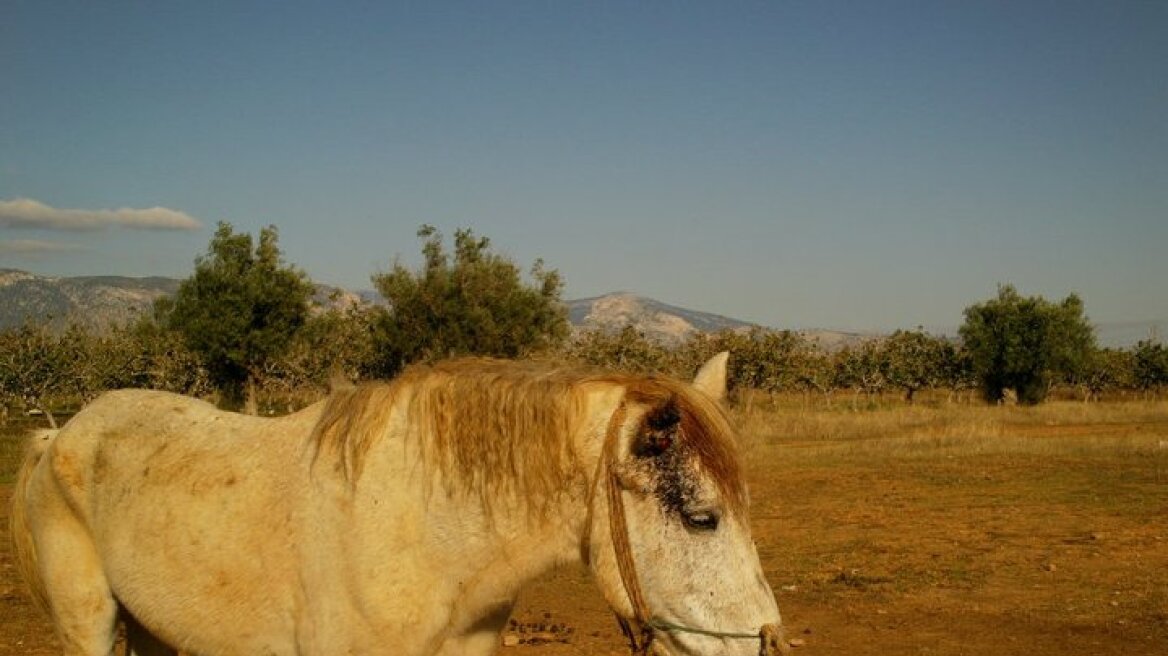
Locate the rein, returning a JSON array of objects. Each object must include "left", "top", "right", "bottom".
[{"left": 600, "top": 402, "right": 785, "bottom": 656}]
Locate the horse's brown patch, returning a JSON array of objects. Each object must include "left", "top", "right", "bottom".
[{"left": 48, "top": 449, "right": 85, "bottom": 491}]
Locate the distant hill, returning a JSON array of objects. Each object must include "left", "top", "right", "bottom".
[
  {"left": 0, "top": 269, "right": 179, "bottom": 332},
  {"left": 1, "top": 270, "right": 1156, "bottom": 348},
  {"left": 0, "top": 272, "right": 760, "bottom": 342},
  {"left": 567, "top": 292, "right": 753, "bottom": 345},
  {"left": 566, "top": 292, "right": 878, "bottom": 349},
  {"left": 0, "top": 269, "right": 359, "bottom": 332}
]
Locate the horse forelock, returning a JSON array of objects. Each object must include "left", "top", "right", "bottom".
[
  {"left": 309, "top": 358, "right": 747, "bottom": 518},
  {"left": 623, "top": 378, "right": 748, "bottom": 516}
]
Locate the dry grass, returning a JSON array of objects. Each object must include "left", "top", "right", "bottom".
[
  {"left": 736, "top": 397, "right": 1168, "bottom": 461},
  {"left": 0, "top": 421, "right": 39, "bottom": 485},
  {"left": 727, "top": 398, "right": 1168, "bottom": 654}
]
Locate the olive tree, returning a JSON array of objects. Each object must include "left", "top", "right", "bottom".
[
  {"left": 159, "top": 222, "right": 313, "bottom": 409},
  {"left": 1132, "top": 340, "right": 1168, "bottom": 397},
  {"left": 257, "top": 303, "right": 376, "bottom": 402},
  {"left": 367, "top": 226, "right": 568, "bottom": 377},
  {"left": 883, "top": 329, "right": 950, "bottom": 403},
  {"left": 1071, "top": 347, "right": 1134, "bottom": 402},
  {"left": 836, "top": 340, "right": 888, "bottom": 406},
  {"left": 563, "top": 325, "right": 670, "bottom": 374},
  {"left": 959, "top": 285, "right": 1096, "bottom": 405},
  {"left": 0, "top": 322, "right": 91, "bottom": 426}
]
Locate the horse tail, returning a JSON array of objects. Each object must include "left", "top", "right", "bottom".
[{"left": 9, "top": 429, "right": 57, "bottom": 615}]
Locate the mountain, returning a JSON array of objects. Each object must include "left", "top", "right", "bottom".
[
  {"left": 0, "top": 269, "right": 179, "bottom": 332},
  {"left": 1, "top": 271, "right": 756, "bottom": 343},
  {"left": 2, "top": 270, "right": 1155, "bottom": 348},
  {"left": 0, "top": 269, "right": 360, "bottom": 332},
  {"left": 566, "top": 292, "right": 879, "bottom": 349},
  {"left": 567, "top": 292, "right": 752, "bottom": 345},
  {"left": 0, "top": 271, "right": 900, "bottom": 349}
]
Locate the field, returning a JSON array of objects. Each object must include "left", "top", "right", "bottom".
[{"left": 3, "top": 398, "right": 1166, "bottom": 655}]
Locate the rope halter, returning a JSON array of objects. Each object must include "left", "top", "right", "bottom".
[{"left": 601, "top": 402, "right": 787, "bottom": 656}]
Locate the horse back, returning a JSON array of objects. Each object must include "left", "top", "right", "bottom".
[{"left": 44, "top": 389, "right": 308, "bottom": 511}]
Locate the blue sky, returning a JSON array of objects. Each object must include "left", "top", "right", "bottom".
[{"left": 2, "top": 1, "right": 1164, "bottom": 333}]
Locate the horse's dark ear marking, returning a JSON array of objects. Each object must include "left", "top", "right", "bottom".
[{"left": 632, "top": 397, "right": 681, "bottom": 458}]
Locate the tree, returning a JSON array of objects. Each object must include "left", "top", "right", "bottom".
[
  {"left": 119, "top": 316, "right": 214, "bottom": 396},
  {"left": 367, "top": 226, "right": 568, "bottom": 376},
  {"left": 836, "top": 340, "right": 888, "bottom": 407},
  {"left": 1071, "top": 347, "right": 1134, "bottom": 402},
  {"left": 160, "top": 222, "right": 313, "bottom": 409},
  {"left": 564, "top": 325, "right": 669, "bottom": 374},
  {"left": 0, "top": 322, "right": 88, "bottom": 426},
  {"left": 1132, "top": 339, "right": 1168, "bottom": 396},
  {"left": 258, "top": 303, "right": 376, "bottom": 402},
  {"left": 794, "top": 348, "right": 840, "bottom": 406},
  {"left": 883, "top": 329, "right": 948, "bottom": 403},
  {"left": 730, "top": 328, "right": 806, "bottom": 394},
  {"left": 939, "top": 342, "right": 976, "bottom": 404},
  {"left": 959, "top": 285, "right": 1096, "bottom": 405}
]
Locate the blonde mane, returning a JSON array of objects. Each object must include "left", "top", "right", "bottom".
[{"left": 309, "top": 358, "right": 746, "bottom": 516}]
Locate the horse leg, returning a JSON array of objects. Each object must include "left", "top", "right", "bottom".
[
  {"left": 123, "top": 612, "right": 177, "bottom": 656},
  {"left": 34, "top": 514, "right": 119, "bottom": 655}
]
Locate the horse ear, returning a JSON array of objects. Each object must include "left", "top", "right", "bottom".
[
  {"left": 632, "top": 397, "right": 681, "bottom": 458},
  {"left": 692, "top": 351, "right": 729, "bottom": 402}
]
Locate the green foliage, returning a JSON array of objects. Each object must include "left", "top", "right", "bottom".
[
  {"left": 257, "top": 303, "right": 376, "bottom": 401},
  {"left": 115, "top": 317, "right": 213, "bottom": 396},
  {"left": 0, "top": 322, "right": 83, "bottom": 425},
  {"left": 561, "top": 325, "right": 671, "bottom": 374},
  {"left": 160, "top": 222, "right": 314, "bottom": 408},
  {"left": 959, "top": 285, "right": 1096, "bottom": 405},
  {"left": 937, "top": 340, "right": 976, "bottom": 398},
  {"left": 367, "top": 225, "right": 568, "bottom": 376},
  {"left": 718, "top": 328, "right": 807, "bottom": 393},
  {"left": 1132, "top": 340, "right": 1168, "bottom": 393},
  {"left": 794, "top": 349, "right": 840, "bottom": 400},
  {"left": 836, "top": 340, "right": 888, "bottom": 401},
  {"left": 883, "top": 329, "right": 952, "bottom": 402},
  {"left": 0, "top": 317, "right": 213, "bottom": 421},
  {"left": 1072, "top": 347, "right": 1135, "bottom": 401}
]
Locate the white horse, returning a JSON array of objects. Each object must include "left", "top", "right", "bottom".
[{"left": 11, "top": 354, "right": 786, "bottom": 655}]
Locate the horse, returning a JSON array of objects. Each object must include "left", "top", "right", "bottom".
[{"left": 11, "top": 353, "right": 786, "bottom": 656}]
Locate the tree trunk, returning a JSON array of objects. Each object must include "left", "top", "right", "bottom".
[{"left": 243, "top": 377, "right": 259, "bottom": 416}]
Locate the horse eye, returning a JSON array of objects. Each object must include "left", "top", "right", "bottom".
[{"left": 682, "top": 510, "right": 720, "bottom": 532}]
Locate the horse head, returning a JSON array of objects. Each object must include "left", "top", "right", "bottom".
[{"left": 585, "top": 353, "right": 787, "bottom": 656}]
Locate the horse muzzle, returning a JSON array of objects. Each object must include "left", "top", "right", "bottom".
[{"left": 759, "top": 623, "right": 790, "bottom": 655}]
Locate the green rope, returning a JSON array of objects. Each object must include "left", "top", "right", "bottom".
[{"left": 646, "top": 617, "right": 761, "bottom": 640}]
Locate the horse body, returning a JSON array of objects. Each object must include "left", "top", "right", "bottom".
[
  {"left": 20, "top": 392, "right": 312, "bottom": 653},
  {"left": 12, "top": 356, "right": 785, "bottom": 656}
]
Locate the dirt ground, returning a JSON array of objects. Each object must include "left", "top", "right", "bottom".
[{"left": 3, "top": 406, "right": 1166, "bottom": 655}]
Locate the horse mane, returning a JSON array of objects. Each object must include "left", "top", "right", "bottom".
[{"left": 309, "top": 358, "right": 746, "bottom": 517}]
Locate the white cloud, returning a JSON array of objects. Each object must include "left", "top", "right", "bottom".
[
  {"left": 0, "top": 198, "right": 203, "bottom": 231},
  {"left": 0, "top": 239, "right": 87, "bottom": 254}
]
